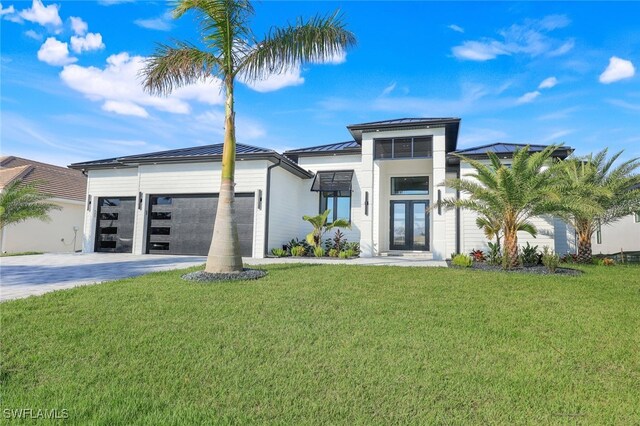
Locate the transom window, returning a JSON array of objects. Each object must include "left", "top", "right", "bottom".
[
  {"left": 391, "top": 176, "right": 429, "bottom": 195},
  {"left": 320, "top": 191, "right": 351, "bottom": 223},
  {"left": 374, "top": 136, "right": 433, "bottom": 159}
]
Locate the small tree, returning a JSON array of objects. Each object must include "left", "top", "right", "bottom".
[
  {"left": 556, "top": 149, "right": 640, "bottom": 263},
  {"left": 303, "top": 209, "right": 350, "bottom": 248},
  {"left": 442, "top": 146, "right": 564, "bottom": 268},
  {"left": 0, "top": 180, "right": 61, "bottom": 230}
]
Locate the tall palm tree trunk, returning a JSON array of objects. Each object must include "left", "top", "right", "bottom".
[
  {"left": 576, "top": 219, "right": 593, "bottom": 264},
  {"left": 205, "top": 76, "right": 243, "bottom": 273},
  {"left": 502, "top": 229, "right": 520, "bottom": 269}
]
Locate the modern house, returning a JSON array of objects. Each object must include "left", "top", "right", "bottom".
[
  {"left": 1, "top": 156, "right": 87, "bottom": 253},
  {"left": 592, "top": 183, "right": 640, "bottom": 255},
  {"left": 69, "top": 118, "right": 577, "bottom": 260}
]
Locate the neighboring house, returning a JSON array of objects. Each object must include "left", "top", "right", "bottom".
[
  {"left": 69, "top": 118, "right": 578, "bottom": 260},
  {"left": 0, "top": 156, "right": 87, "bottom": 253},
  {"left": 592, "top": 184, "right": 640, "bottom": 255}
]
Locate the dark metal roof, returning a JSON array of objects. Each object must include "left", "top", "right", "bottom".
[
  {"left": 311, "top": 170, "right": 354, "bottom": 192},
  {"left": 69, "top": 143, "right": 313, "bottom": 178},
  {"left": 284, "top": 140, "right": 361, "bottom": 156},
  {"left": 346, "top": 117, "right": 461, "bottom": 153},
  {"left": 448, "top": 143, "right": 574, "bottom": 165}
]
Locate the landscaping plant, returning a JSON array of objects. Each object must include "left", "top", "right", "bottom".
[
  {"left": 469, "top": 249, "right": 485, "bottom": 262},
  {"left": 541, "top": 246, "right": 560, "bottom": 273},
  {"left": 141, "top": 0, "right": 355, "bottom": 273},
  {"left": 442, "top": 145, "right": 564, "bottom": 268},
  {"left": 271, "top": 248, "right": 287, "bottom": 257},
  {"left": 303, "top": 210, "right": 350, "bottom": 248},
  {"left": 486, "top": 242, "right": 502, "bottom": 266},
  {"left": 451, "top": 253, "right": 473, "bottom": 268},
  {"left": 290, "top": 245, "right": 306, "bottom": 257},
  {"left": 313, "top": 247, "right": 325, "bottom": 258},
  {"left": 0, "top": 179, "right": 60, "bottom": 230},
  {"left": 520, "top": 242, "right": 539, "bottom": 266}
]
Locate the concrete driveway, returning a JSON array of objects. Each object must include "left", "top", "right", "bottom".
[{"left": 0, "top": 253, "right": 206, "bottom": 302}]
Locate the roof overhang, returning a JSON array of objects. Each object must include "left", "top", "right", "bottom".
[
  {"left": 346, "top": 118, "right": 461, "bottom": 153},
  {"left": 446, "top": 145, "right": 574, "bottom": 166}
]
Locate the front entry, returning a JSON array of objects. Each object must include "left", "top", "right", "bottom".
[{"left": 390, "top": 200, "right": 429, "bottom": 251}]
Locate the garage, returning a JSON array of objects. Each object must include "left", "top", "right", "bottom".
[
  {"left": 95, "top": 197, "right": 136, "bottom": 253},
  {"left": 146, "top": 193, "right": 255, "bottom": 256}
]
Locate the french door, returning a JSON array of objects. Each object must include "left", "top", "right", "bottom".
[{"left": 390, "top": 200, "right": 429, "bottom": 251}]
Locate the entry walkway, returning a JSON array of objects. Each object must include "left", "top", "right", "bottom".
[{"left": 0, "top": 253, "right": 446, "bottom": 301}]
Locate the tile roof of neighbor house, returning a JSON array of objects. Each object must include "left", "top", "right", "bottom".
[
  {"left": 451, "top": 143, "right": 574, "bottom": 157},
  {"left": 68, "top": 142, "right": 314, "bottom": 178},
  {"left": 0, "top": 156, "right": 87, "bottom": 202}
]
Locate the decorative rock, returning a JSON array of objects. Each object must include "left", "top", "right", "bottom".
[{"left": 182, "top": 269, "right": 267, "bottom": 282}]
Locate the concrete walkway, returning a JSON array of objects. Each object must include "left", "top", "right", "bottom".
[{"left": 1, "top": 253, "right": 446, "bottom": 302}]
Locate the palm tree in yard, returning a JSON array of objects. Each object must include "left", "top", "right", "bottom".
[
  {"left": 0, "top": 179, "right": 60, "bottom": 230},
  {"left": 141, "top": 0, "right": 356, "bottom": 273},
  {"left": 556, "top": 149, "right": 640, "bottom": 263},
  {"left": 442, "top": 146, "right": 566, "bottom": 268}
]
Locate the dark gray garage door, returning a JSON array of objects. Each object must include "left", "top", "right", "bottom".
[
  {"left": 146, "top": 193, "right": 255, "bottom": 256},
  {"left": 95, "top": 197, "right": 135, "bottom": 253}
]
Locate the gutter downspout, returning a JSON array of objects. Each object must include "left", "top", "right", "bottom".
[
  {"left": 455, "top": 166, "right": 461, "bottom": 255},
  {"left": 264, "top": 159, "right": 281, "bottom": 256}
]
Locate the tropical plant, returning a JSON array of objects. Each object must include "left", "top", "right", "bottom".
[
  {"left": 0, "top": 179, "right": 60, "bottom": 230},
  {"left": 270, "top": 248, "right": 287, "bottom": 257},
  {"left": 442, "top": 145, "right": 564, "bottom": 268},
  {"left": 469, "top": 249, "right": 485, "bottom": 262},
  {"left": 520, "top": 242, "right": 539, "bottom": 266},
  {"left": 286, "top": 238, "right": 311, "bottom": 255},
  {"left": 486, "top": 242, "right": 501, "bottom": 266},
  {"left": 290, "top": 245, "right": 306, "bottom": 257},
  {"left": 303, "top": 209, "right": 351, "bottom": 248},
  {"left": 328, "top": 248, "right": 339, "bottom": 258},
  {"left": 475, "top": 214, "right": 503, "bottom": 250},
  {"left": 344, "top": 242, "right": 360, "bottom": 256},
  {"left": 313, "top": 246, "right": 325, "bottom": 257},
  {"left": 541, "top": 246, "right": 560, "bottom": 273},
  {"left": 142, "top": 0, "right": 356, "bottom": 273},
  {"left": 555, "top": 149, "right": 640, "bottom": 263},
  {"left": 451, "top": 253, "right": 473, "bottom": 268}
]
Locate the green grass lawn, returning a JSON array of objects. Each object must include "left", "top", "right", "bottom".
[{"left": 2, "top": 264, "right": 639, "bottom": 424}]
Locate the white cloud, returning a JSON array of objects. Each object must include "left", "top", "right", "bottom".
[
  {"left": 240, "top": 66, "right": 304, "bottom": 93},
  {"left": 541, "top": 129, "right": 573, "bottom": 143},
  {"left": 316, "top": 49, "right": 347, "bottom": 65},
  {"left": 59, "top": 52, "right": 224, "bottom": 118},
  {"left": 70, "top": 33, "right": 105, "bottom": 53},
  {"left": 24, "top": 29, "right": 42, "bottom": 40},
  {"left": 452, "top": 15, "right": 573, "bottom": 61},
  {"left": 599, "top": 56, "right": 635, "bottom": 84},
  {"left": 37, "top": 37, "right": 76, "bottom": 66},
  {"left": 0, "top": 3, "right": 15, "bottom": 16},
  {"left": 69, "top": 16, "right": 87, "bottom": 35},
  {"left": 19, "top": 0, "right": 62, "bottom": 27},
  {"left": 448, "top": 24, "right": 464, "bottom": 33},
  {"left": 134, "top": 10, "right": 173, "bottom": 31},
  {"left": 97, "top": 0, "right": 134, "bottom": 5},
  {"left": 381, "top": 82, "right": 396, "bottom": 96},
  {"left": 516, "top": 91, "right": 541, "bottom": 104},
  {"left": 538, "top": 76, "right": 558, "bottom": 89}
]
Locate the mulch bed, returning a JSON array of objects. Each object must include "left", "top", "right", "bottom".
[
  {"left": 182, "top": 269, "right": 268, "bottom": 282},
  {"left": 447, "top": 261, "right": 583, "bottom": 276}
]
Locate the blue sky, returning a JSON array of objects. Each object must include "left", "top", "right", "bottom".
[{"left": 1, "top": 1, "right": 639, "bottom": 167}]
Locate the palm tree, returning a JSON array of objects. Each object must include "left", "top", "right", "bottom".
[
  {"left": 0, "top": 179, "right": 61, "bottom": 230},
  {"left": 442, "top": 145, "right": 564, "bottom": 268},
  {"left": 142, "top": 0, "right": 356, "bottom": 273},
  {"left": 556, "top": 149, "right": 640, "bottom": 263},
  {"left": 303, "top": 209, "right": 350, "bottom": 248}
]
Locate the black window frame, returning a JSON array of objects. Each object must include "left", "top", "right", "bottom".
[
  {"left": 391, "top": 176, "right": 430, "bottom": 195},
  {"left": 374, "top": 136, "right": 433, "bottom": 160},
  {"left": 319, "top": 190, "right": 352, "bottom": 224}
]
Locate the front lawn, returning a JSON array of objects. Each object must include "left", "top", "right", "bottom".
[{"left": 2, "top": 265, "right": 639, "bottom": 424}]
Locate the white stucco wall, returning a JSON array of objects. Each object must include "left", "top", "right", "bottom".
[
  {"left": 1, "top": 198, "right": 85, "bottom": 253},
  {"left": 593, "top": 214, "right": 640, "bottom": 254}
]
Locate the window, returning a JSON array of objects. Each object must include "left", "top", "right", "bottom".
[
  {"left": 152, "top": 196, "right": 172, "bottom": 205},
  {"left": 391, "top": 177, "right": 429, "bottom": 195},
  {"left": 374, "top": 136, "right": 433, "bottom": 159},
  {"left": 320, "top": 191, "right": 351, "bottom": 223},
  {"left": 99, "top": 213, "right": 118, "bottom": 220},
  {"left": 151, "top": 212, "right": 172, "bottom": 220}
]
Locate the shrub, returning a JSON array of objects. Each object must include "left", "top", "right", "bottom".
[
  {"left": 541, "top": 246, "right": 560, "bottom": 273},
  {"left": 344, "top": 242, "right": 361, "bottom": 256},
  {"left": 313, "top": 246, "right": 325, "bottom": 258},
  {"left": 602, "top": 258, "right": 616, "bottom": 266},
  {"left": 328, "top": 248, "right": 339, "bottom": 258},
  {"left": 521, "top": 242, "right": 539, "bottom": 266},
  {"left": 486, "top": 242, "right": 502, "bottom": 266},
  {"left": 338, "top": 249, "right": 356, "bottom": 259},
  {"left": 286, "top": 238, "right": 311, "bottom": 255},
  {"left": 451, "top": 254, "right": 473, "bottom": 268},
  {"left": 332, "top": 230, "right": 347, "bottom": 252},
  {"left": 271, "top": 248, "right": 287, "bottom": 257},
  {"left": 290, "top": 245, "right": 306, "bottom": 257},
  {"left": 560, "top": 253, "right": 578, "bottom": 264},
  {"left": 470, "top": 249, "right": 485, "bottom": 262}
]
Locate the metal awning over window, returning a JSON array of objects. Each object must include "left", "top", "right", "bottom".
[{"left": 311, "top": 170, "right": 354, "bottom": 192}]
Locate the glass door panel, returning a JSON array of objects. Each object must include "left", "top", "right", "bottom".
[
  {"left": 392, "top": 203, "right": 406, "bottom": 247},
  {"left": 413, "top": 202, "right": 427, "bottom": 249}
]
